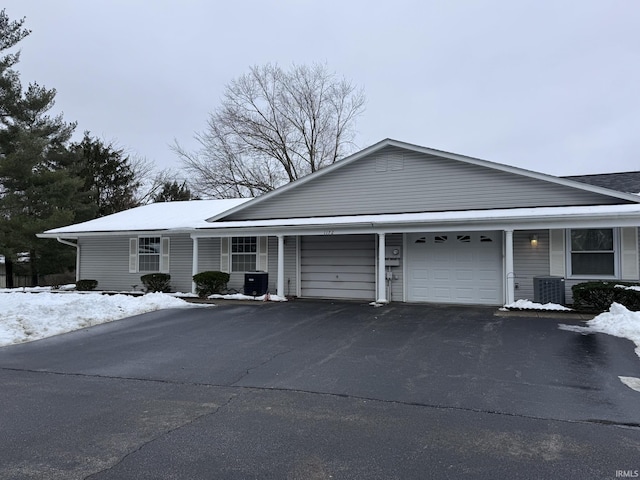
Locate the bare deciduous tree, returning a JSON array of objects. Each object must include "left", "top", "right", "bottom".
[{"left": 174, "top": 63, "right": 365, "bottom": 198}]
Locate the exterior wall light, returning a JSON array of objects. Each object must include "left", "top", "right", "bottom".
[{"left": 530, "top": 234, "right": 538, "bottom": 247}]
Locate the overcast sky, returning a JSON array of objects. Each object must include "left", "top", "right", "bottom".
[{"left": 3, "top": 0, "right": 639, "bottom": 178}]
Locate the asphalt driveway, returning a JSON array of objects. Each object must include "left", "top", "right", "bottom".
[{"left": 1, "top": 301, "right": 639, "bottom": 479}]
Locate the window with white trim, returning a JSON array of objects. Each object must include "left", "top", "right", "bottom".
[
  {"left": 138, "top": 237, "right": 161, "bottom": 272},
  {"left": 231, "top": 236, "right": 257, "bottom": 272},
  {"left": 569, "top": 228, "right": 617, "bottom": 277}
]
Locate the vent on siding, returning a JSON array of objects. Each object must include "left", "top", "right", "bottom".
[
  {"left": 434, "top": 235, "right": 448, "bottom": 243},
  {"left": 375, "top": 153, "right": 404, "bottom": 172},
  {"left": 457, "top": 235, "right": 471, "bottom": 243}
]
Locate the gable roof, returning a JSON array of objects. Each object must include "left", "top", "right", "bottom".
[
  {"left": 564, "top": 171, "right": 640, "bottom": 194},
  {"left": 38, "top": 198, "right": 251, "bottom": 237},
  {"left": 207, "top": 138, "right": 640, "bottom": 222}
]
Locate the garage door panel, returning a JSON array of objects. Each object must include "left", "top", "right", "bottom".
[
  {"left": 411, "top": 268, "right": 428, "bottom": 281},
  {"left": 302, "top": 249, "right": 374, "bottom": 259},
  {"left": 299, "top": 287, "right": 374, "bottom": 300},
  {"left": 454, "top": 288, "right": 475, "bottom": 300},
  {"left": 455, "top": 269, "right": 474, "bottom": 281},
  {"left": 478, "top": 288, "right": 500, "bottom": 300},
  {"left": 408, "top": 231, "right": 503, "bottom": 305},
  {"left": 301, "top": 235, "right": 375, "bottom": 300},
  {"left": 300, "top": 264, "right": 374, "bottom": 274},
  {"left": 432, "top": 269, "right": 452, "bottom": 282},
  {"left": 303, "top": 272, "right": 376, "bottom": 283}
]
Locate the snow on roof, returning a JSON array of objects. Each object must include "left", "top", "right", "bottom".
[
  {"left": 198, "top": 203, "right": 640, "bottom": 231},
  {"left": 40, "top": 199, "right": 251, "bottom": 236},
  {"left": 40, "top": 201, "right": 640, "bottom": 238}
]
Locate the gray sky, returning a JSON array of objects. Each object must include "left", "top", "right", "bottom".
[{"left": 3, "top": 0, "right": 639, "bottom": 177}]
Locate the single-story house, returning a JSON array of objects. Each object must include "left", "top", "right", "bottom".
[{"left": 39, "top": 138, "right": 640, "bottom": 306}]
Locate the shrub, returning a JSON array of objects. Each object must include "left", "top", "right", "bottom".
[
  {"left": 192, "top": 271, "right": 230, "bottom": 298},
  {"left": 141, "top": 273, "right": 171, "bottom": 293},
  {"left": 572, "top": 281, "right": 640, "bottom": 312},
  {"left": 75, "top": 279, "right": 98, "bottom": 291}
]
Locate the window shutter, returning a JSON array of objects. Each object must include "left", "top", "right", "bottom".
[
  {"left": 258, "top": 236, "right": 268, "bottom": 271},
  {"left": 621, "top": 227, "right": 639, "bottom": 280},
  {"left": 160, "top": 237, "right": 170, "bottom": 273},
  {"left": 220, "top": 237, "right": 230, "bottom": 273},
  {"left": 129, "top": 238, "right": 138, "bottom": 273},
  {"left": 549, "top": 229, "right": 566, "bottom": 277}
]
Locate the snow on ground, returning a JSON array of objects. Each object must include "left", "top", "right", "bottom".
[
  {"left": 559, "top": 303, "right": 640, "bottom": 359},
  {"left": 0, "top": 291, "right": 211, "bottom": 346},
  {"left": 502, "top": 299, "right": 573, "bottom": 311},
  {"left": 207, "top": 293, "right": 287, "bottom": 302}
]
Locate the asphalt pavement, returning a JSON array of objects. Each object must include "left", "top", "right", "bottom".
[{"left": 1, "top": 300, "right": 639, "bottom": 479}]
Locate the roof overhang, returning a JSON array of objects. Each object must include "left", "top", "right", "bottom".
[
  {"left": 36, "top": 228, "right": 196, "bottom": 239},
  {"left": 192, "top": 204, "right": 640, "bottom": 237},
  {"left": 39, "top": 204, "right": 640, "bottom": 240}
]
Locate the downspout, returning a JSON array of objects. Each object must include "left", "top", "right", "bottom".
[{"left": 56, "top": 237, "right": 80, "bottom": 282}]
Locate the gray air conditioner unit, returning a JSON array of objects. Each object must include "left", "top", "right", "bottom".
[{"left": 533, "top": 276, "right": 565, "bottom": 305}]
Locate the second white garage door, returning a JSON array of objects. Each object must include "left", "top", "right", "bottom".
[{"left": 407, "top": 232, "right": 503, "bottom": 305}]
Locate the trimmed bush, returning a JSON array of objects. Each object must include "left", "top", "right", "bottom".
[
  {"left": 192, "top": 271, "right": 230, "bottom": 298},
  {"left": 572, "top": 281, "right": 640, "bottom": 312},
  {"left": 141, "top": 273, "right": 171, "bottom": 293},
  {"left": 75, "top": 279, "right": 98, "bottom": 291}
]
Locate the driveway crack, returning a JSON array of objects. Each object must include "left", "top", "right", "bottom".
[
  {"left": 83, "top": 393, "right": 237, "bottom": 480},
  {"left": 229, "top": 347, "right": 295, "bottom": 386}
]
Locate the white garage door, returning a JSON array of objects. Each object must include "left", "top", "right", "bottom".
[
  {"left": 300, "top": 235, "right": 375, "bottom": 300},
  {"left": 407, "top": 232, "right": 503, "bottom": 305}
]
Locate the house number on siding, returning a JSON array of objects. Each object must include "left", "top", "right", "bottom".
[{"left": 323, "top": 230, "right": 334, "bottom": 236}]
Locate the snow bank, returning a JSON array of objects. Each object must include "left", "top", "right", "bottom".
[
  {"left": 503, "top": 299, "right": 572, "bottom": 311},
  {"left": 207, "top": 293, "right": 288, "bottom": 302},
  {"left": 559, "top": 303, "right": 640, "bottom": 358},
  {"left": 0, "top": 292, "right": 210, "bottom": 346}
]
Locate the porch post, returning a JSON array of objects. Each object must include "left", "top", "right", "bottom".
[
  {"left": 504, "top": 229, "right": 515, "bottom": 305},
  {"left": 191, "top": 236, "right": 199, "bottom": 294},
  {"left": 277, "top": 235, "right": 285, "bottom": 298},
  {"left": 377, "top": 233, "right": 388, "bottom": 303}
]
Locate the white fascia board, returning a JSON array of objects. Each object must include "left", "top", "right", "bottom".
[{"left": 37, "top": 229, "right": 195, "bottom": 239}]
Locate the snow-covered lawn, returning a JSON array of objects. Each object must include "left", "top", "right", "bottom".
[{"left": 0, "top": 291, "right": 210, "bottom": 346}]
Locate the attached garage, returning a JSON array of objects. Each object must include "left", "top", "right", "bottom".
[
  {"left": 407, "top": 231, "right": 503, "bottom": 305},
  {"left": 300, "top": 235, "right": 376, "bottom": 300}
]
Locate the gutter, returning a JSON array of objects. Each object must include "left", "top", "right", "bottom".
[{"left": 56, "top": 237, "right": 80, "bottom": 282}]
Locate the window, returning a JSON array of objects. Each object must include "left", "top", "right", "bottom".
[
  {"left": 569, "top": 228, "right": 616, "bottom": 277},
  {"left": 231, "top": 236, "right": 257, "bottom": 272},
  {"left": 138, "top": 237, "right": 161, "bottom": 272}
]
